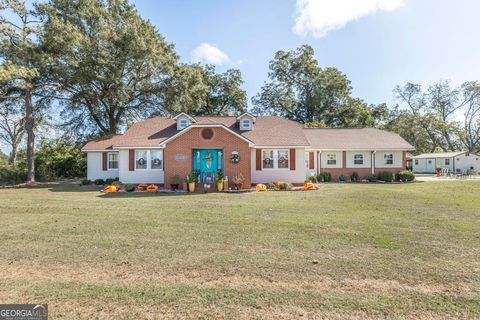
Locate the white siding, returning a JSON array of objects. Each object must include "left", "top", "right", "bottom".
[
  {"left": 320, "top": 151, "right": 343, "bottom": 169},
  {"left": 118, "top": 149, "right": 165, "bottom": 184},
  {"left": 375, "top": 151, "right": 403, "bottom": 168},
  {"left": 86, "top": 152, "right": 119, "bottom": 180},
  {"left": 346, "top": 151, "right": 371, "bottom": 169},
  {"left": 251, "top": 148, "right": 306, "bottom": 184},
  {"left": 454, "top": 153, "right": 480, "bottom": 172}
]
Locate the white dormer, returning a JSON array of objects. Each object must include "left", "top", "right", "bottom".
[
  {"left": 237, "top": 112, "right": 256, "bottom": 131},
  {"left": 173, "top": 112, "right": 196, "bottom": 131}
]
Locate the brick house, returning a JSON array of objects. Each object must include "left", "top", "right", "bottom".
[{"left": 82, "top": 112, "right": 414, "bottom": 187}]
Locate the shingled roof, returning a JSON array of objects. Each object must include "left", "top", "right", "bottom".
[
  {"left": 81, "top": 134, "right": 122, "bottom": 151},
  {"left": 303, "top": 128, "right": 414, "bottom": 150}
]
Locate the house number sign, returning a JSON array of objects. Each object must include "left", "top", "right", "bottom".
[{"left": 175, "top": 154, "right": 187, "bottom": 161}]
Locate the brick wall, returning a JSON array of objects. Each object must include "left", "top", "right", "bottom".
[{"left": 164, "top": 127, "right": 251, "bottom": 189}]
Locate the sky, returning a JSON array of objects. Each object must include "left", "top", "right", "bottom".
[{"left": 131, "top": 0, "right": 480, "bottom": 106}]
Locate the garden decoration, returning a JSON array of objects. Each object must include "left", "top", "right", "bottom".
[
  {"left": 303, "top": 182, "right": 317, "bottom": 190},
  {"left": 146, "top": 184, "right": 158, "bottom": 193},
  {"left": 136, "top": 183, "right": 148, "bottom": 191},
  {"left": 230, "top": 151, "right": 240, "bottom": 164},
  {"left": 255, "top": 184, "right": 267, "bottom": 191},
  {"left": 103, "top": 185, "right": 117, "bottom": 193}
]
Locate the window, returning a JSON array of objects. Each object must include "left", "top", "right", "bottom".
[
  {"left": 108, "top": 152, "right": 118, "bottom": 169},
  {"left": 353, "top": 154, "right": 364, "bottom": 165},
  {"left": 277, "top": 150, "right": 289, "bottom": 169},
  {"left": 135, "top": 151, "right": 147, "bottom": 170},
  {"left": 242, "top": 119, "right": 251, "bottom": 129},
  {"left": 327, "top": 154, "right": 336, "bottom": 165},
  {"left": 445, "top": 159, "right": 450, "bottom": 166},
  {"left": 179, "top": 118, "right": 188, "bottom": 129},
  {"left": 415, "top": 159, "right": 419, "bottom": 165},
  {"left": 305, "top": 152, "right": 310, "bottom": 169},
  {"left": 150, "top": 151, "right": 162, "bottom": 170},
  {"left": 262, "top": 150, "right": 274, "bottom": 169},
  {"left": 428, "top": 160, "right": 432, "bottom": 164},
  {"left": 384, "top": 154, "right": 393, "bottom": 165}
]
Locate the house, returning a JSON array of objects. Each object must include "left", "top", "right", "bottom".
[
  {"left": 82, "top": 113, "right": 414, "bottom": 188},
  {"left": 411, "top": 152, "right": 480, "bottom": 173}
]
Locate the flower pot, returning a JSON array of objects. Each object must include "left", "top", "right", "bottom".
[
  {"left": 234, "top": 183, "right": 243, "bottom": 190},
  {"left": 170, "top": 184, "right": 179, "bottom": 191},
  {"left": 216, "top": 182, "right": 224, "bottom": 192},
  {"left": 188, "top": 182, "right": 196, "bottom": 192}
]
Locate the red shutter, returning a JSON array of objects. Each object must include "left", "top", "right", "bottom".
[
  {"left": 309, "top": 152, "right": 314, "bottom": 170},
  {"left": 256, "top": 149, "right": 262, "bottom": 171},
  {"left": 290, "top": 149, "right": 296, "bottom": 170},
  {"left": 102, "top": 152, "right": 108, "bottom": 171},
  {"left": 129, "top": 149, "right": 135, "bottom": 171}
]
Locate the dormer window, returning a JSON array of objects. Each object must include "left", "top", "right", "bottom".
[
  {"left": 179, "top": 118, "right": 188, "bottom": 129},
  {"left": 237, "top": 112, "right": 256, "bottom": 131}
]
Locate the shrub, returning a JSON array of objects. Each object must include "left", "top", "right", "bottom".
[
  {"left": 112, "top": 180, "right": 123, "bottom": 189},
  {"left": 397, "top": 170, "right": 415, "bottom": 182},
  {"left": 367, "top": 174, "right": 377, "bottom": 182},
  {"left": 377, "top": 171, "right": 395, "bottom": 182},
  {"left": 94, "top": 178, "right": 105, "bottom": 185},
  {"left": 105, "top": 178, "right": 116, "bottom": 185},
  {"left": 317, "top": 172, "right": 332, "bottom": 182},
  {"left": 266, "top": 182, "right": 276, "bottom": 190},
  {"left": 81, "top": 179, "right": 91, "bottom": 185},
  {"left": 307, "top": 175, "right": 318, "bottom": 183},
  {"left": 0, "top": 163, "right": 27, "bottom": 185},
  {"left": 279, "top": 182, "right": 292, "bottom": 190},
  {"left": 125, "top": 184, "right": 135, "bottom": 192},
  {"left": 350, "top": 172, "right": 359, "bottom": 182}
]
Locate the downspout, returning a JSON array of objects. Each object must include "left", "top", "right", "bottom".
[
  {"left": 371, "top": 151, "right": 376, "bottom": 175},
  {"left": 318, "top": 151, "right": 322, "bottom": 175}
]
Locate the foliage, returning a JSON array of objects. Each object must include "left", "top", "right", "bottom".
[
  {"left": 81, "top": 179, "right": 90, "bottom": 185},
  {"left": 214, "top": 170, "right": 225, "bottom": 183},
  {"left": 34, "top": 139, "right": 86, "bottom": 180},
  {"left": 367, "top": 174, "right": 377, "bottom": 182},
  {"left": 171, "top": 174, "right": 182, "bottom": 185},
  {"left": 105, "top": 178, "right": 116, "bottom": 186},
  {"left": 396, "top": 170, "right": 415, "bottom": 182},
  {"left": 94, "top": 178, "right": 105, "bottom": 185},
  {"left": 0, "top": 162, "right": 27, "bottom": 184},
  {"left": 124, "top": 184, "right": 135, "bottom": 192},
  {"left": 252, "top": 45, "right": 388, "bottom": 128},
  {"left": 278, "top": 182, "right": 292, "bottom": 190},
  {"left": 350, "top": 172, "right": 359, "bottom": 182},
  {"left": 376, "top": 171, "right": 395, "bottom": 183},
  {"left": 187, "top": 171, "right": 199, "bottom": 183},
  {"left": 232, "top": 173, "right": 245, "bottom": 184},
  {"left": 306, "top": 175, "right": 318, "bottom": 183},
  {"left": 265, "top": 182, "right": 276, "bottom": 190},
  {"left": 317, "top": 172, "right": 332, "bottom": 182}
]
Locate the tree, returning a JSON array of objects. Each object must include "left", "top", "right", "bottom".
[
  {"left": 39, "top": 0, "right": 188, "bottom": 137},
  {"left": 459, "top": 82, "right": 480, "bottom": 153},
  {"left": 0, "top": 92, "right": 25, "bottom": 164},
  {"left": 196, "top": 64, "right": 246, "bottom": 116},
  {"left": 0, "top": 0, "right": 44, "bottom": 182},
  {"left": 253, "top": 45, "right": 385, "bottom": 127}
]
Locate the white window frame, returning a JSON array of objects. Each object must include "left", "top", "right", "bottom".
[
  {"left": 179, "top": 118, "right": 189, "bottom": 130},
  {"left": 445, "top": 159, "right": 450, "bottom": 166},
  {"left": 415, "top": 159, "right": 419, "bottom": 165},
  {"left": 108, "top": 152, "right": 118, "bottom": 170},
  {"left": 262, "top": 150, "right": 274, "bottom": 169},
  {"left": 327, "top": 154, "right": 336, "bottom": 165},
  {"left": 150, "top": 150, "right": 163, "bottom": 170},
  {"left": 353, "top": 154, "right": 364, "bottom": 165},
  {"left": 384, "top": 153, "right": 394, "bottom": 165},
  {"left": 262, "top": 149, "right": 289, "bottom": 170},
  {"left": 241, "top": 119, "right": 251, "bottom": 130},
  {"left": 135, "top": 150, "right": 164, "bottom": 171},
  {"left": 135, "top": 150, "right": 148, "bottom": 170},
  {"left": 305, "top": 152, "right": 310, "bottom": 169}
]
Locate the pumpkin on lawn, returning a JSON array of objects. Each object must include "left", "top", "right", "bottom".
[
  {"left": 303, "top": 182, "right": 317, "bottom": 190},
  {"left": 103, "top": 185, "right": 117, "bottom": 193},
  {"left": 146, "top": 184, "right": 158, "bottom": 193},
  {"left": 255, "top": 184, "right": 267, "bottom": 191},
  {"left": 136, "top": 183, "right": 148, "bottom": 191}
]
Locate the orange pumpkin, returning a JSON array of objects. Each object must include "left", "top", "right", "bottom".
[
  {"left": 146, "top": 184, "right": 158, "bottom": 193},
  {"left": 255, "top": 184, "right": 267, "bottom": 191},
  {"left": 103, "top": 185, "right": 117, "bottom": 193},
  {"left": 275, "top": 181, "right": 282, "bottom": 189},
  {"left": 136, "top": 183, "right": 148, "bottom": 191},
  {"left": 303, "top": 182, "right": 317, "bottom": 190}
]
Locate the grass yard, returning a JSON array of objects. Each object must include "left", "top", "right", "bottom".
[{"left": 0, "top": 182, "right": 479, "bottom": 319}]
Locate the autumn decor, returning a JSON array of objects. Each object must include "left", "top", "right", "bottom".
[
  {"left": 255, "top": 184, "right": 267, "bottom": 191},
  {"left": 303, "top": 182, "right": 317, "bottom": 190},
  {"left": 103, "top": 185, "right": 117, "bottom": 193},
  {"left": 146, "top": 184, "right": 158, "bottom": 193},
  {"left": 136, "top": 183, "right": 148, "bottom": 191}
]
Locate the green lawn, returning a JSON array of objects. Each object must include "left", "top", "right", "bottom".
[{"left": 0, "top": 182, "right": 479, "bottom": 319}]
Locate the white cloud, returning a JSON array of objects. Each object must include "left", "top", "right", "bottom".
[
  {"left": 293, "top": 0, "right": 404, "bottom": 38},
  {"left": 191, "top": 43, "right": 230, "bottom": 65}
]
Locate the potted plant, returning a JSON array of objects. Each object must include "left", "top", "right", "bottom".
[
  {"left": 186, "top": 171, "right": 199, "bottom": 192},
  {"left": 232, "top": 173, "right": 245, "bottom": 190},
  {"left": 171, "top": 175, "right": 181, "bottom": 191},
  {"left": 215, "top": 170, "right": 226, "bottom": 192}
]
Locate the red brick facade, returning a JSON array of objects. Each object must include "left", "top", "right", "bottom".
[{"left": 164, "top": 127, "right": 251, "bottom": 189}]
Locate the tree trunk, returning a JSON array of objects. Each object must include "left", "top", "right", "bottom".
[
  {"left": 10, "top": 143, "right": 18, "bottom": 165},
  {"left": 25, "top": 83, "right": 35, "bottom": 183}
]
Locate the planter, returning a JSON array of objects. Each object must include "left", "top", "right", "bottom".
[
  {"left": 170, "top": 184, "right": 179, "bottom": 191},
  {"left": 188, "top": 182, "right": 196, "bottom": 192},
  {"left": 234, "top": 183, "right": 243, "bottom": 190},
  {"left": 216, "top": 182, "right": 224, "bottom": 192}
]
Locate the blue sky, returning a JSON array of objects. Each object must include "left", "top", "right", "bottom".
[{"left": 132, "top": 0, "right": 480, "bottom": 106}]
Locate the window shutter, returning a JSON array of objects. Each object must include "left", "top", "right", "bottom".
[
  {"left": 309, "top": 152, "right": 314, "bottom": 170},
  {"left": 129, "top": 149, "right": 135, "bottom": 171},
  {"left": 102, "top": 152, "right": 108, "bottom": 171},
  {"left": 256, "top": 149, "right": 262, "bottom": 171},
  {"left": 290, "top": 149, "right": 296, "bottom": 170}
]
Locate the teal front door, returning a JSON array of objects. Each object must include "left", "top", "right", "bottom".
[{"left": 193, "top": 149, "right": 224, "bottom": 183}]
